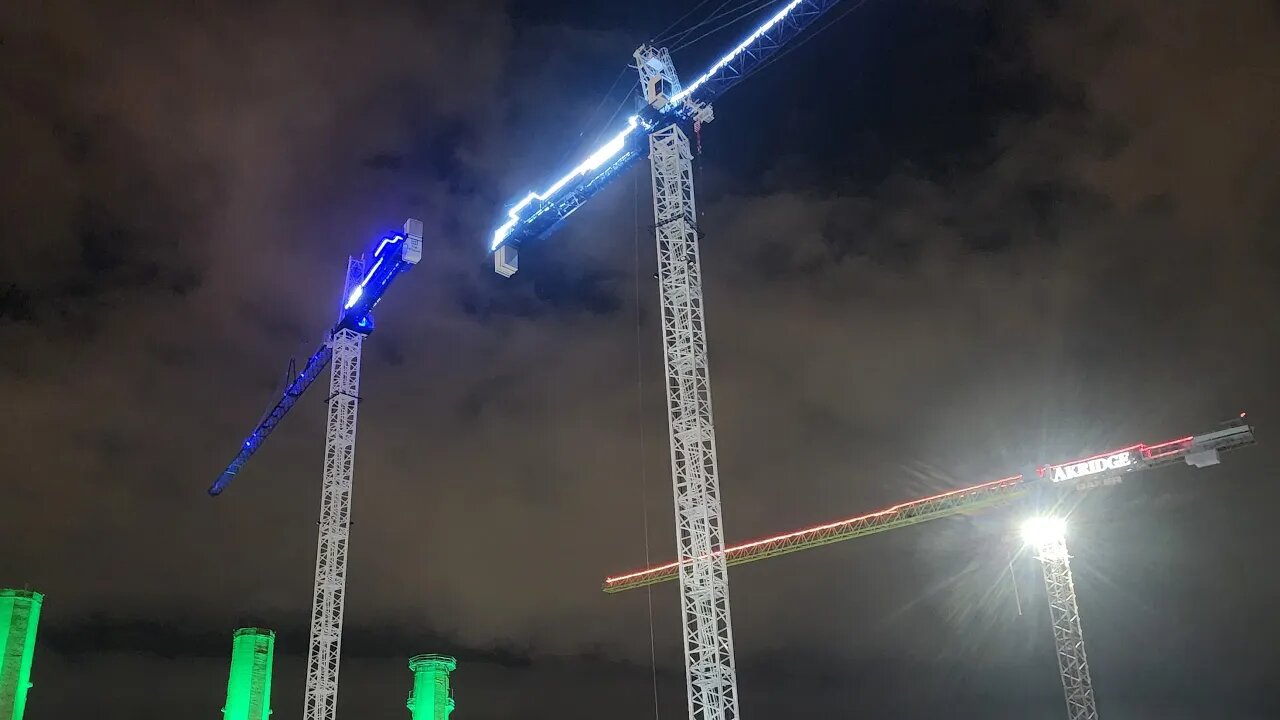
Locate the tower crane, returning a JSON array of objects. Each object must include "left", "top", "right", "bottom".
[
  {"left": 601, "top": 417, "right": 1256, "bottom": 591},
  {"left": 208, "top": 219, "right": 424, "bottom": 720},
  {"left": 601, "top": 416, "right": 1255, "bottom": 720},
  {"left": 488, "top": 4, "right": 849, "bottom": 719}
]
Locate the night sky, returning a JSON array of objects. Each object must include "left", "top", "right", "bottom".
[{"left": 3, "top": 1, "right": 1279, "bottom": 718}]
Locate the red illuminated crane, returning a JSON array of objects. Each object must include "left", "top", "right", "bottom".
[
  {"left": 603, "top": 416, "right": 1254, "bottom": 720},
  {"left": 603, "top": 416, "right": 1254, "bottom": 592}
]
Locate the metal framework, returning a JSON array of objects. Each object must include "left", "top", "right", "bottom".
[
  {"left": 1033, "top": 535, "right": 1099, "bottom": 720},
  {"left": 648, "top": 91, "right": 739, "bottom": 720},
  {"left": 606, "top": 475, "right": 1026, "bottom": 592},
  {"left": 604, "top": 418, "right": 1256, "bottom": 592},
  {"left": 303, "top": 262, "right": 366, "bottom": 720},
  {"left": 488, "top": 0, "right": 845, "bottom": 269},
  {"left": 488, "top": 8, "right": 866, "bottom": 714}
]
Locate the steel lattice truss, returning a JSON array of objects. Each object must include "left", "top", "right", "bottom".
[
  {"left": 303, "top": 318, "right": 364, "bottom": 720},
  {"left": 604, "top": 419, "right": 1256, "bottom": 593},
  {"left": 650, "top": 122, "right": 740, "bottom": 720},
  {"left": 605, "top": 475, "right": 1026, "bottom": 592},
  {"left": 1035, "top": 537, "right": 1099, "bottom": 720}
]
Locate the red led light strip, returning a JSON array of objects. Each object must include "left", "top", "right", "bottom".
[
  {"left": 1037, "top": 435, "right": 1196, "bottom": 476},
  {"left": 605, "top": 474, "right": 1023, "bottom": 586},
  {"left": 607, "top": 430, "right": 1211, "bottom": 588}
]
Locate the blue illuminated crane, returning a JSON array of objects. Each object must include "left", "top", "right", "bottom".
[
  {"left": 209, "top": 222, "right": 422, "bottom": 496},
  {"left": 209, "top": 219, "right": 423, "bottom": 720},
  {"left": 486, "top": 4, "right": 850, "bottom": 720}
]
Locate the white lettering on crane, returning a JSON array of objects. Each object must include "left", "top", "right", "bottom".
[{"left": 1049, "top": 450, "right": 1135, "bottom": 483}]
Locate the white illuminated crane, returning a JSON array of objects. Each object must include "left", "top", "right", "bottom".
[
  {"left": 487, "top": 5, "right": 850, "bottom": 719},
  {"left": 209, "top": 219, "right": 424, "bottom": 720}
]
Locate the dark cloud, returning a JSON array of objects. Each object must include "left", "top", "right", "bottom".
[{"left": 2, "top": 0, "right": 1279, "bottom": 718}]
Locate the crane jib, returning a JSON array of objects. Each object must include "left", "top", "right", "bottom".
[
  {"left": 208, "top": 343, "right": 333, "bottom": 496},
  {"left": 207, "top": 218, "right": 424, "bottom": 497},
  {"left": 489, "top": 0, "right": 847, "bottom": 259},
  {"left": 602, "top": 417, "right": 1256, "bottom": 591}
]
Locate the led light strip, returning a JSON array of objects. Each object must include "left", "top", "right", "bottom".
[
  {"left": 490, "top": 116, "right": 643, "bottom": 250},
  {"left": 669, "top": 0, "right": 806, "bottom": 106},
  {"left": 343, "top": 235, "right": 403, "bottom": 310}
]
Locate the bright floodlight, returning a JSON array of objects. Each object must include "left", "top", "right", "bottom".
[{"left": 1021, "top": 516, "right": 1067, "bottom": 546}]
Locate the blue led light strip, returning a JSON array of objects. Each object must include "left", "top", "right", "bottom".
[{"left": 343, "top": 235, "right": 402, "bottom": 309}]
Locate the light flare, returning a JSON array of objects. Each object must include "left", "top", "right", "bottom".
[{"left": 1020, "top": 516, "right": 1067, "bottom": 547}]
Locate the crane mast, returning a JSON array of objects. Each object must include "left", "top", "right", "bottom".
[
  {"left": 1031, "top": 530, "right": 1098, "bottom": 720},
  {"left": 303, "top": 260, "right": 365, "bottom": 720},
  {"left": 638, "top": 46, "right": 740, "bottom": 720}
]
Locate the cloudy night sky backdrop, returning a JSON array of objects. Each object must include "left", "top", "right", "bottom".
[{"left": 2, "top": 1, "right": 1278, "bottom": 718}]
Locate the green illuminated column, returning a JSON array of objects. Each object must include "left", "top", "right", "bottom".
[
  {"left": 0, "top": 589, "right": 42, "bottom": 720},
  {"left": 222, "top": 628, "right": 275, "bottom": 720},
  {"left": 406, "top": 654, "right": 456, "bottom": 720}
]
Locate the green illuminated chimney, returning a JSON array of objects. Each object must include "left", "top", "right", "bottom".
[
  {"left": 222, "top": 628, "right": 275, "bottom": 720},
  {"left": 0, "top": 589, "right": 42, "bottom": 720},
  {"left": 406, "top": 654, "right": 456, "bottom": 720}
]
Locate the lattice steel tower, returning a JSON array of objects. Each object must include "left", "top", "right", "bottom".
[
  {"left": 303, "top": 260, "right": 366, "bottom": 720},
  {"left": 1026, "top": 520, "right": 1099, "bottom": 720},
  {"left": 636, "top": 45, "right": 739, "bottom": 720}
]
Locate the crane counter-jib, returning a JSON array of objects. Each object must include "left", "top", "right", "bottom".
[{"left": 602, "top": 417, "right": 1256, "bottom": 593}]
